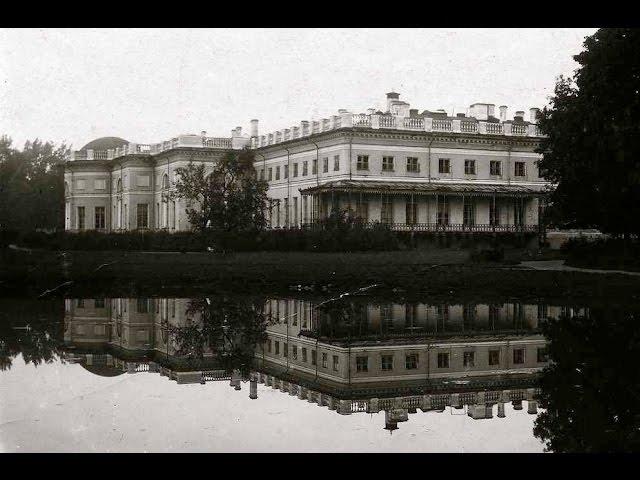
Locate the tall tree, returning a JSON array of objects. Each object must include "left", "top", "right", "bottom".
[
  {"left": 536, "top": 29, "right": 640, "bottom": 237},
  {"left": 0, "top": 135, "right": 68, "bottom": 231},
  {"left": 168, "top": 148, "right": 269, "bottom": 232}
]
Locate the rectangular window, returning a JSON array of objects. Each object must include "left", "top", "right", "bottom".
[
  {"left": 312, "top": 159, "right": 317, "bottom": 174},
  {"left": 323, "top": 157, "right": 329, "bottom": 173},
  {"left": 136, "top": 204, "right": 148, "bottom": 229},
  {"left": 490, "top": 201, "right": 501, "bottom": 226},
  {"left": 293, "top": 163, "right": 298, "bottom": 177},
  {"left": 437, "top": 196, "right": 449, "bottom": 225},
  {"left": 405, "top": 353, "right": 419, "bottom": 370},
  {"left": 275, "top": 166, "right": 280, "bottom": 180},
  {"left": 537, "top": 347, "right": 549, "bottom": 363},
  {"left": 267, "top": 340, "right": 272, "bottom": 353},
  {"left": 284, "top": 165, "right": 289, "bottom": 179},
  {"left": 94, "top": 206, "right": 105, "bottom": 229},
  {"left": 137, "top": 298, "right": 148, "bottom": 313},
  {"left": 406, "top": 157, "right": 419, "bottom": 173},
  {"left": 513, "top": 348, "right": 525, "bottom": 364},
  {"left": 302, "top": 161, "right": 308, "bottom": 176},
  {"left": 268, "top": 167, "right": 273, "bottom": 181},
  {"left": 464, "top": 159, "right": 476, "bottom": 175},
  {"left": 438, "top": 158, "right": 450, "bottom": 174},
  {"left": 381, "top": 197, "right": 393, "bottom": 224},
  {"left": 77, "top": 206, "right": 85, "bottom": 230},
  {"left": 437, "top": 352, "right": 449, "bottom": 368},
  {"left": 275, "top": 341, "right": 280, "bottom": 355},
  {"left": 489, "top": 349, "right": 500, "bottom": 366},
  {"left": 463, "top": 199, "right": 475, "bottom": 226},
  {"left": 94, "top": 179, "right": 106, "bottom": 190},
  {"left": 292, "top": 345, "right": 297, "bottom": 360},
  {"left": 514, "top": 201, "right": 525, "bottom": 227},
  {"left": 381, "top": 355, "right": 393, "bottom": 371},
  {"left": 302, "top": 348, "right": 307, "bottom": 362},
  {"left": 356, "top": 199, "right": 369, "bottom": 222},
  {"left": 259, "top": 169, "right": 265, "bottom": 181},
  {"left": 382, "top": 156, "right": 394, "bottom": 171},
  {"left": 332, "top": 355, "right": 339, "bottom": 371},
  {"left": 406, "top": 199, "right": 417, "bottom": 225},
  {"left": 322, "top": 353, "right": 328, "bottom": 368},
  {"left": 463, "top": 351, "right": 475, "bottom": 368},
  {"left": 76, "top": 179, "right": 86, "bottom": 190},
  {"left": 283, "top": 343, "right": 288, "bottom": 358},
  {"left": 356, "top": 155, "right": 369, "bottom": 171},
  {"left": 538, "top": 304, "right": 548, "bottom": 321},
  {"left": 514, "top": 162, "right": 526, "bottom": 177},
  {"left": 490, "top": 160, "right": 502, "bottom": 176},
  {"left": 312, "top": 349, "right": 317, "bottom": 366},
  {"left": 356, "top": 356, "right": 368, "bottom": 372},
  {"left": 333, "top": 155, "right": 340, "bottom": 171}
]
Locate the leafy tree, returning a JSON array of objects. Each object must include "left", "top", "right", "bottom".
[
  {"left": 0, "top": 135, "right": 68, "bottom": 232},
  {"left": 536, "top": 29, "right": 640, "bottom": 237},
  {"left": 167, "top": 148, "right": 269, "bottom": 233},
  {"left": 534, "top": 307, "right": 640, "bottom": 452}
]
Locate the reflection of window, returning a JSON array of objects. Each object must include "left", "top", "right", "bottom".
[
  {"left": 463, "top": 351, "right": 475, "bottom": 367},
  {"left": 302, "top": 348, "right": 307, "bottom": 362},
  {"left": 312, "top": 349, "right": 317, "bottom": 366},
  {"left": 275, "top": 341, "right": 280, "bottom": 355},
  {"left": 489, "top": 349, "right": 500, "bottom": 366},
  {"left": 356, "top": 356, "right": 368, "bottom": 372},
  {"left": 332, "top": 355, "right": 339, "bottom": 371},
  {"left": 137, "top": 298, "right": 148, "bottom": 313},
  {"left": 94, "top": 298, "right": 105, "bottom": 309},
  {"left": 513, "top": 348, "right": 525, "bottom": 364},
  {"left": 322, "top": 353, "right": 328, "bottom": 368},
  {"left": 437, "top": 352, "right": 449, "bottom": 368},
  {"left": 283, "top": 343, "right": 288, "bottom": 358},
  {"left": 381, "top": 355, "right": 393, "bottom": 371},
  {"left": 405, "top": 354, "right": 419, "bottom": 370},
  {"left": 267, "top": 340, "right": 272, "bottom": 353}
]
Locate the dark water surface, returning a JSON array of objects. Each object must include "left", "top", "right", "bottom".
[{"left": 1, "top": 293, "right": 638, "bottom": 452}]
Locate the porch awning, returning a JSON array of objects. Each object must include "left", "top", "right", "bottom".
[{"left": 299, "top": 180, "right": 548, "bottom": 197}]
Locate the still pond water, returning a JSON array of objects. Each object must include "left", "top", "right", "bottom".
[{"left": 1, "top": 293, "right": 637, "bottom": 452}]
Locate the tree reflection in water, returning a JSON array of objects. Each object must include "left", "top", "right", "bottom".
[
  {"left": 534, "top": 308, "right": 640, "bottom": 452},
  {"left": 165, "top": 296, "right": 270, "bottom": 377}
]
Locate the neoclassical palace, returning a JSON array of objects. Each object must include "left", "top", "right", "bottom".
[{"left": 64, "top": 92, "right": 548, "bottom": 234}]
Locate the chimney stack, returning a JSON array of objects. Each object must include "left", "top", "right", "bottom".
[
  {"left": 201, "top": 130, "right": 207, "bottom": 137},
  {"left": 499, "top": 106, "right": 507, "bottom": 122},
  {"left": 250, "top": 119, "right": 259, "bottom": 138},
  {"left": 529, "top": 108, "right": 540, "bottom": 124},
  {"left": 386, "top": 91, "right": 400, "bottom": 112}
]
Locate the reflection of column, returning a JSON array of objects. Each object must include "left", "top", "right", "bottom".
[
  {"left": 497, "top": 402, "right": 506, "bottom": 418},
  {"left": 338, "top": 400, "right": 352, "bottom": 415},
  {"left": 307, "top": 390, "right": 317, "bottom": 403},
  {"left": 249, "top": 374, "right": 258, "bottom": 400},
  {"left": 527, "top": 401, "right": 538, "bottom": 415}
]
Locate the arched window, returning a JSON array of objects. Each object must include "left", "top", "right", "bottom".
[
  {"left": 116, "top": 178, "right": 122, "bottom": 193},
  {"left": 162, "top": 174, "right": 169, "bottom": 190}
]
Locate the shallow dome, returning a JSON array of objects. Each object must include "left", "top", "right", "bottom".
[
  {"left": 80, "top": 136, "right": 128, "bottom": 151},
  {"left": 80, "top": 364, "right": 126, "bottom": 377}
]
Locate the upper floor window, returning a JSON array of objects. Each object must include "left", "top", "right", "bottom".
[
  {"left": 513, "top": 348, "right": 525, "bottom": 364},
  {"left": 268, "top": 167, "right": 273, "bottom": 181},
  {"left": 302, "top": 161, "right": 308, "bottom": 176},
  {"left": 514, "top": 161, "right": 526, "bottom": 177},
  {"left": 381, "top": 355, "right": 393, "bottom": 371},
  {"left": 323, "top": 157, "right": 329, "bottom": 173},
  {"left": 312, "top": 159, "right": 317, "bottom": 175},
  {"left": 356, "top": 356, "right": 368, "bottom": 372},
  {"left": 438, "top": 158, "right": 450, "bottom": 174},
  {"left": 437, "top": 352, "right": 449, "bottom": 368},
  {"left": 76, "top": 179, "right": 86, "bottom": 190},
  {"left": 333, "top": 155, "right": 340, "bottom": 171},
  {"left": 489, "top": 349, "right": 500, "bottom": 366},
  {"left": 406, "top": 157, "right": 419, "bottom": 173},
  {"left": 259, "top": 169, "right": 265, "bottom": 181},
  {"left": 490, "top": 160, "right": 502, "bottom": 176},
  {"left": 284, "top": 165, "right": 289, "bottom": 179},
  {"left": 405, "top": 353, "right": 419, "bottom": 370},
  {"left": 463, "top": 351, "right": 475, "bottom": 367},
  {"left": 382, "top": 156, "right": 394, "bottom": 171},
  {"left": 275, "top": 166, "right": 280, "bottom": 180},
  {"left": 332, "top": 355, "right": 339, "bottom": 371},
  {"left": 292, "top": 163, "right": 298, "bottom": 178},
  {"left": 464, "top": 159, "right": 476, "bottom": 175},
  {"left": 357, "top": 155, "right": 369, "bottom": 171},
  {"left": 322, "top": 352, "right": 328, "bottom": 368}
]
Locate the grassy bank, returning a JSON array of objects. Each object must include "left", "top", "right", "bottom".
[{"left": 2, "top": 248, "right": 638, "bottom": 305}]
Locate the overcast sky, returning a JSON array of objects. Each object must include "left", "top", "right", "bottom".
[{"left": 0, "top": 28, "right": 597, "bottom": 151}]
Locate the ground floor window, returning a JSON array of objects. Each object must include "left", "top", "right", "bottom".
[
  {"left": 437, "top": 352, "right": 449, "bottom": 368},
  {"left": 137, "top": 204, "right": 149, "bottom": 229},
  {"left": 77, "top": 206, "right": 85, "bottom": 230},
  {"left": 463, "top": 199, "right": 476, "bottom": 226},
  {"left": 356, "top": 199, "right": 369, "bottom": 222},
  {"left": 514, "top": 200, "right": 525, "bottom": 226},
  {"left": 406, "top": 198, "right": 417, "bottom": 225},
  {"left": 489, "top": 349, "right": 500, "bottom": 366},
  {"left": 381, "top": 197, "right": 393, "bottom": 224},
  {"left": 463, "top": 351, "right": 475, "bottom": 367},
  {"left": 513, "top": 348, "right": 525, "bottom": 364},
  {"left": 95, "top": 206, "right": 105, "bottom": 229},
  {"left": 490, "top": 201, "right": 501, "bottom": 226},
  {"left": 437, "top": 196, "right": 449, "bottom": 225}
]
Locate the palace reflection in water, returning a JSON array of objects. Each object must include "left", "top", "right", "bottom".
[{"left": 59, "top": 296, "right": 585, "bottom": 432}]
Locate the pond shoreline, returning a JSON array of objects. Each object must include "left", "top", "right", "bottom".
[{"left": 2, "top": 249, "right": 640, "bottom": 304}]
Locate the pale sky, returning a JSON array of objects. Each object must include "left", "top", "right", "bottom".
[{"left": 0, "top": 28, "right": 597, "bottom": 151}]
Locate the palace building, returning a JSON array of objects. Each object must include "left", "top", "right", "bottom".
[{"left": 64, "top": 92, "right": 548, "bottom": 235}]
